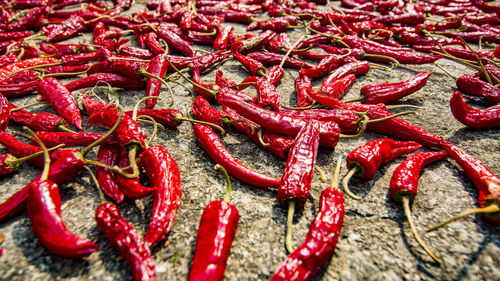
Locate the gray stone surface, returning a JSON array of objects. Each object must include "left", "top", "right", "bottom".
[{"left": 0, "top": 3, "right": 499, "bottom": 281}]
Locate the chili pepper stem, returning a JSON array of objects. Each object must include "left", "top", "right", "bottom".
[
  {"left": 285, "top": 200, "right": 296, "bottom": 254},
  {"left": 81, "top": 105, "right": 124, "bottom": 156},
  {"left": 342, "top": 166, "right": 362, "bottom": 200},
  {"left": 315, "top": 165, "right": 328, "bottom": 183},
  {"left": 136, "top": 115, "right": 159, "bottom": 148},
  {"left": 132, "top": 96, "right": 159, "bottom": 121},
  {"left": 138, "top": 68, "right": 174, "bottom": 107},
  {"left": 164, "top": 56, "right": 218, "bottom": 96},
  {"left": 84, "top": 166, "right": 108, "bottom": 204},
  {"left": 176, "top": 114, "right": 225, "bottom": 134},
  {"left": 256, "top": 128, "right": 270, "bottom": 147},
  {"left": 56, "top": 125, "right": 78, "bottom": 133},
  {"left": 366, "top": 111, "right": 418, "bottom": 124},
  {"left": 426, "top": 204, "right": 500, "bottom": 232},
  {"left": 9, "top": 101, "right": 48, "bottom": 112},
  {"left": 331, "top": 153, "right": 343, "bottom": 190},
  {"left": 401, "top": 196, "right": 442, "bottom": 265},
  {"left": 222, "top": 117, "right": 256, "bottom": 134},
  {"left": 343, "top": 96, "right": 364, "bottom": 103},
  {"left": 215, "top": 164, "right": 232, "bottom": 203},
  {"left": 24, "top": 127, "right": 50, "bottom": 181},
  {"left": 432, "top": 63, "right": 457, "bottom": 80},
  {"left": 279, "top": 35, "right": 306, "bottom": 69},
  {"left": 7, "top": 62, "right": 62, "bottom": 78},
  {"left": 340, "top": 115, "right": 368, "bottom": 139}
]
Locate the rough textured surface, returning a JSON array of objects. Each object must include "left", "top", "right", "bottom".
[{"left": 0, "top": 3, "right": 499, "bottom": 281}]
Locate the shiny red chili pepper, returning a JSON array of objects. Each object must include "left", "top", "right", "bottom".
[
  {"left": 217, "top": 89, "right": 341, "bottom": 148},
  {"left": 359, "top": 72, "right": 432, "bottom": 104},
  {"left": 0, "top": 31, "right": 31, "bottom": 43},
  {"left": 238, "top": 30, "right": 276, "bottom": 54},
  {"left": 231, "top": 41, "right": 266, "bottom": 77},
  {"left": 125, "top": 109, "right": 183, "bottom": 128},
  {"left": 95, "top": 144, "right": 124, "bottom": 204},
  {"left": 32, "top": 132, "right": 118, "bottom": 147},
  {"left": 157, "top": 25, "right": 196, "bottom": 57},
  {"left": 114, "top": 147, "right": 155, "bottom": 200},
  {"left": 238, "top": 76, "right": 280, "bottom": 111},
  {"left": 441, "top": 31, "right": 498, "bottom": 43},
  {"left": 494, "top": 45, "right": 500, "bottom": 58},
  {"left": 476, "top": 64, "right": 500, "bottom": 83},
  {"left": 412, "top": 45, "right": 493, "bottom": 60},
  {"left": 215, "top": 70, "right": 238, "bottom": 88},
  {"left": 96, "top": 202, "right": 156, "bottom": 280},
  {"left": 397, "top": 31, "right": 464, "bottom": 46},
  {"left": 319, "top": 74, "right": 356, "bottom": 100},
  {"left": 389, "top": 150, "right": 449, "bottom": 264},
  {"left": 456, "top": 73, "right": 500, "bottom": 103},
  {"left": 119, "top": 45, "right": 155, "bottom": 60},
  {"left": 37, "top": 77, "right": 83, "bottom": 131},
  {"left": 6, "top": 6, "right": 44, "bottom": 32},
  {"left": 140, "top": 145, "right": 182, "bottom": 248},
  {"left": 449, "top": 91, "right": 500, "bottom": 128},
  {"left": 187, "top": 165, "right": 239, "bottom": 281},
  {"left": 299, "top": 55, "right": 339, "bottom": 79},
  {"left": 0, "top": 93, "right": 9, "bottom": 131},
  {"left": 277, "top": 108, "right": 361, "bottom": 134},
  {"left": 0, "top": 58, "right": 60, "bottom": 81},
  {"left": 294, "top": 74, "right": 314, "bottom": 108},
  {"left": 193, "top": 123, "right": 280, "bottom": 188},
  {"left": 247, "top": 16, "right": 297, "bottom": 32},
  {"left": 144, "top": 54, "right": 168, "bottom": 108},
  {"left": 43, "top": 15, "right": 86, "bottom": 43},
  {"left": 0, "top": 54, "right": 19, "bottom": 69},
  {"left": 10, "top": 109, "right": 69, "bottom": 132},
  {"left": 213, "top": 25, "right": 233, "bottom": 51},
  {"left": 247, "top": 52, "right": 313, "bottom": 69},
  {"left": 268, "top": 65, "right": 285, "bottom": 86},
  {"left": 65, "top": 73, "right": 145, "bottom": 91}
]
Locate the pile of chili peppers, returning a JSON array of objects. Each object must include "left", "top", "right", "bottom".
[{"left": 0, "top": 0, "right": 498, "bottom": 280}]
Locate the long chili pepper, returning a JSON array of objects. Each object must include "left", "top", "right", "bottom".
[
  {"left": 319, "top": 74, "right": 356, "bottom": 100},
  {"left": 237, "top": 76, "right": 280, "bottom": 111},
  {"left": 278, "top": 119, "right": 320, "bottom": 253},
  {"left": 271, "top": 154, "right": 344, "bottom": 281},
  {"left": 390, "top": 151, "right": 449, "bottom": 264},
  {"left": 449, "top": 91, "right": 500, "bottom": 129},
  {"left": 238, "top": 30, "right": 276, "bottom": 54},
  {"left": 246, "top": 52, "right": 314, "bottom": 69},
  {"left": 157, "top": 25, "right": 196, "bottom": 57},
  {"left": 96, "top": 144, "right": 124, "bottom": 204},
  {"left": 114, "top": 149, "right": 156, "bottom": 200},
  {"left": 65, "top": 73, "right": 145, "bottom": 91},
  {"left": 353, "top": 72, "right": 432, "bottom": 104},
  {"left": 144, "top": 53, "right": 169, "bottom": 108},
  {"left": 31, "top": 132, "right": 118, "bottom": 148},
  {"left": 247, "top": 16, "right": 297, "bottom": 32},
  {"left": 294, "top": 74, "right": 314, "bottom": 108},
  {"left": 476, "top": 64, "right": 500, "bottom": 83},
  {"left": 299, "top": 55, "right": 339, "bottom": 79},
  {"left": 231, "top": 41, "right": 267, "bottom": 77},
  {"left": 456, "top": 73, "right": 500, "bottom": 103},
  {"left": 140, "top": 145, "right": 181, "bottom": 248},
  {"left": 42, "top": 15, "right": 86, "bottom": 43},
  {"left": 193, "top": 123, "right": 280, "bottom": 188},
  {"left": 26, "top": 128, "right": 98, "bottom": 258},
  {"left": 213, "top": 25, "right": 233, "bottom": 51},
  {"left": 0, "top": 145, "right": 64, "bottom": 177},
  {"left": 0, "top": 58, "right": 60, "bottom": 81},
  {"left": 343, "top": 139, "right": 422, "bottom": 200},
  {"left": 95, "top": 202, "right": 156, "bottom": 281},
  {"left": 0, "top": 93, "right": 9, "bottom": 131},
  {"left": 188, "top": 165, "right": 239, "bottom": 281},
  {"left": 413, "top": 45, "right": 493, "bottom": 61},
  {"left": 277, "top": 108, "right": 361, "bottom": 134},
  {"left": 10, "top": 107, "right": 71, "bottom": 132},
  {"left": 37, "top": 77, "right": 83, "bottom": 131},
  {"left": 119, "top": 45, "right": 155, "bottom": 60}
]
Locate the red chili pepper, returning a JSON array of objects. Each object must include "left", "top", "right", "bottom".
[
  {"left": 115, "top": 147, "right": 155, "bottom": 200},
  {"left": 449, "top": 91, "right": 500, "bottom": 129},
  {"left": 389, "top": 151, "right": 448, "bottom": 264},
  {"left": 0, "top": 58, "right": 60, "bottom": 81},
  {"left": 119, "top": 45, "right": 155, "bottom": 60},
  {"left": 157, "top": 25, "right": 196, "bottom": 57},
  {"left": 456, "top": 73, "right": 500, "bottom": 103},
  {"left": 358, "top": 72, "right": 432, "bottom": 104},
  {"left": 440, "top": 31, "right": 498, "bottom": 43},
  {"left": 471, "top": 0, "right": 500, "bottom": 15},
  {"left": 247, "top": 52, "right": 313, "bottom": 70},
  {"left": 95, "top": 144, "right": 124, "bottom": 204},
  {"left": 193, "top": 123, "right": 280, "bottom": 188},
  {"left": 0, "top": 31, "right": 31, "bottom": 43},
  {"left": 319, "top": 74, "right": 356, "bottom": 100},
  {"left": 278, "top": 107, "right": 361, "bottom": 134},
  {"left": 238, "top": 76, "right": 280, "bottom": 111},
  {"left": 494, "top": 45, "right": 500, "bottom": 58},
  {"left": 65, "top": 73, "right": 145, "bottom": 91},
  {"left": 144, "top": 54, "right": 168, "bottom": 108},
  {"left": 6, "top": 6, "right": 44, "bottom": 32},
  {"left": 144, "top": 32, "right": 166, "bottom": 55},
  {"left": 217, "top": 89, "right": 341, "bottom": 148},
  {"left": 187, "top": 165, "right": 239, "bottom": 281},
  {"left": 270, "top": 168, "right": 344, "bottom": 281},
  {"left": 476, "top": 64, "right": 500, "bottom": 83},
  {"left": 268, "top": 65, "right": 285, "bottom": 86},
  {"left": 213, "top": 25, "right": 233, "bottom": 51},
  {"left": 397, "top": 31, "right": 464, "bottom": 46},
  {"left": 125, "top": 109, "right": 183, "bottom": 128},
  {"left": 238, "top": 30, "right": 276, "bottom": 54},
  {"left": 37, "top": 77, "right": 83, "bottom": 131},
  {"left": 412, "top": 45, "right": 493, "bottom": 61},
  {"left": 140, "top": 145, "right": 182, "bottom": 248},
  {"left": 10, "top": 109, "right": 69, "bottom": 132},
  {"left": 0, "top": 54, "right": 19, "bottom": 69},
  {"left": 231, "top": 41, "right": 267, "bottom": 77},
  {"left": 43, "top": 15, "right": 86, "bottom": 43},
  {"left": 294, "top": 74, "right": 314, "bottom": 107},
  {"left": 0, "top": 93, "right": 9, "bottom": 131},
  {"left": 32, "top": 132, "right": 118, "bottom": 147},
  {"left": 95, "top": 203, "right": 156, "bottom": 280},
  {"left": 215, "top": 70, "right": 238, "bottom": 88},
  {"left": 298, "top": 55, "right": 339, "bottom": 79}
]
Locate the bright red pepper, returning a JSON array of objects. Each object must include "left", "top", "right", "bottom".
[
  {"left": 449, "top": 91, "right": 500, "bottom": 128},
  {"left": 456, "top": 74, "right": 500, "bottom": 103},
  {"left": 96, "top": 144, "right": 124, "bottom": 204}
]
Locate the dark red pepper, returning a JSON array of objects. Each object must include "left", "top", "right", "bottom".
[
  {"left": 456, "top": 73, "right": 500, "bottom": 103},
  {"left": 96, "top": 144, "right": 124, "bottom": 204},
  {"left": 449, "top": 91, "right": 500, "bottom": 128},
  {"left": 65, "top": 73, "right": 145, "bottom": 91},
  {"left": 298, "top": 55, "right": 339, "bottom": 79}
]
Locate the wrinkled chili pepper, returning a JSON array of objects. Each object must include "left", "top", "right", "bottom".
[
  {"left": 449, "top": 91, "right": 500, "bottom": 129},
  {"left": 65, "top": 73, "right": 145, "bottom": 91},
  {"left": 319, "top": 74, "right": 356, "bottom": 100},
  {"left": 37, "top": 77, "right": 83, "bottom": 131},
  {"left": 213, "top": 25, "right": 233, "bottom": 51},
  {"left": 268, "top": 65, "right": 285, "bottom": 86},
  {"left": 96, "top": 202, "right": 156, "bottom": 280},
  {"left": 141, "top": 145, "right": 182, "bottom": 248},
  {"left": 187, "top": 165, "right": 239, "bottom": 281},
  {"left": 144, "top": 53, "right": 169, "bottom": 108},
  {"left": 115, "top": 147, "right": 155, "bottom": 200},
  {"left": 96, "top": 144, "right": 124, "bottom": 204},
  {"left": 231, "top": 41, "right": 267, "bottom": 77},
  {"left": 343, "top": 138, "right": 422, "bottom": 200},
  {"left": 456, "top": 73, "right": 500, "bottom": 103},
  {"left": 238, "top": 76, "right": 280, "bottom": 111},
  {"left": 299, "top": 55, "right": 339, "bottom": 79},
  {"left": 157, "top": 25, "right": 196, "bottom": 57},
  {"left": 247, "top": 52, "right": 313, "bottom": 69},
  {"left": 32, "top": 132, "right": 118, "bottom": 148},
  {"left": 43, "top": 15, "right": 86, "bottom": 43},
  {"left": 193, "top": 123, "right": 280, "bottom": 188},
  {"left": 10, "top": 108, "right": 70, "bottom": 132},
  {"left": 390, "top": 150, "right": 449, "bottom": 264}
]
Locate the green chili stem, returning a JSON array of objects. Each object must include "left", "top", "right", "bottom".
[
  {"left": 426, "top": 203, "right": 500, "bottom": 232},
  {"left": 8, "top": 144, "right": 65, "bottom": 166},
  {"left": 215, "top": 164, "right": 232, "bottom": 203},
  {"left": 342, "top": 166, "right": 362, "bottom": 200},
  {"left": 81, "top": 105, "right": 124, "bottom": 156},
  {"left": 24, "top": 127, "right": 50, "bottom": 181}
]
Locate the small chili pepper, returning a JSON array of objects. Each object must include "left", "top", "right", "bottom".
[
  {"left": 238, "top": 76, "right": 280, "bottom": 111},
  {"left": 238, "top": 30, "right": 276, "bottom": 54},
  {"left": 95, "top": 144, "right": 124, "bottom": 204},
  {"left": 343, "top": 138, "right": 422, "bottom": 200},
  {"left": 95, "top": 202, "right": 156, "bottom": 280},
  {"left": 213, "top": 25, "right": 233, "bottom": 51},
  {"left": 457, "top": 73, "right": 500, "bottom": 102},
  {"left": 299, "top": 55, "right": 339, "bottom": 79},
  {"left": 271, "top": 155, "right": 344, "bottom": 281},
  {"left": 356, "top": 72, "right": 432, "bottom": 104},
  {"left": 187, "top": 165, "right": 239, "bottom": 281},
  {"left": 390, "top": 150, "right": 449, "bottom": 264},
  {"left": 268, "top": 65, "right": 285, "bottom": 86},
  {"left": 215, "top": 70, "right": 238, "bottom": 88},
  {"left": 319, "top": 74, "right": 356, "bottom": 100},
  {"left": 193, "top": 124, "right": 280, "bottom": 188},
  {"left": 157, "top": 26, "right": 196, "bottom": 57},
  {"left": 37, "top": 77, "right": 83, "bottom": 131},
  {"left": 10, "top": 108, "right": 70, "bottom": 132},
  {"left": 141, "top": 145, "right": 182, "bottom": 248},
  {"left": 231, "top": 41, "right": 267, "bottom": 77},
  {"left": 65, "top": 73, "right": 145, "bottom": 91},
  {"left": 247, "top": 52, "right": 313, "bottom": 69},
  {"left": 26, "top": 131, "right": 98, "bottom": 258},
  {"left": 278, "top": 118, "right": 320, "bottom": 254},
  {"left": 412, "top": 45, "right": 493, "bottom": 61},
  {"left": 0, "top": 145, "right": 64, "bottom": 177},
  {"left": 449, "top": 91, "right": 500, "bottom": 129}
]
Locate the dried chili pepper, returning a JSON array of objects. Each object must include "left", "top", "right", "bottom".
[
  {"left": 247, "top": 16, "right": 297, "bottom": 32},
  {"left": 10, "top": 109, "right": 70, "bottom": 132},
  {"left": 343, "top": 139, "right": 422, "bottom": 200},
  {"left": 247, "top": 52, "right": 313, "bottom": 69},
  {"left": 141, "top": 145, "right": 182, "bottom": 248},
  {"left": 32, "top": 132, "right": 118, "bottom": 148},
  {"left": 26, "top": 130, "right": 98, "bottom": 258},
  {"left": 390, "top": 151, "right": 448, "bottom": 264},
  {"left": 456, "top": 74, "right": 500, "bottom": 103},
  {"left": 271, "top": 155, "right": 344, "bottom": 281},
  {"left": 449, "top": 91, "right": 500, "bottom": 129},
  {"left": 298, "top": 55, "right": 339, "bottom": 79},
  {"left": 37, "top": 77, "right": 83, "bottom": 131},
  {"left": 231, "top": 41, "right": 267, "bottom": 77},
  {"left": 43, "top": 15, "right": 86, "bottom": 43},
  {"left": 268, "top": 65, "right": 285, "bottom": 86},
  {"left": 213, "top": 25, "right": 233, "bottom": 51},
  {"left": 96, "top": 203, "right": 156, "bottom": 280},
  {"left": 238, "top": 76, "right": 280, "bottom": 111},
  {"left": 319, "top": 74, "right": 356, "bottom": 100},
  {"left": 188, "top": 165, "right": 239, "bottom": 281},
  {"left": 65, "top": 73, "right": 144, "bottom": 91},
  {"left": 96, "top": 144, "right": 124, "bottom": 204},
  {"left": 157, "top": 25, "right": 196, "bottom": 57},
  {"left": 193, "top": 124, "right": 280, "bottom": 188},
  {"left": 114, "top": 147, "right": 155, "bottom": 200},
  {"left": 144, "top": 53, "right": 168, "bottom": 108},
  {"left": 0, "top": 145, "right": 63, "bottom": 177}
]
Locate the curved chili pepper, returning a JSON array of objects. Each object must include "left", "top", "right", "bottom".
[
  {"left": 119, "top": 45, "right": 155, "bottom": 60},
  {"left": 96, "top": 144, "right": 124, "bottom": 204},
  {"left": 144, "top": 54, "right": 168, "bottom": 108},
  {"left": 277, "top": 108, "right": 360, "bottom": 134},
  {"left": 238, "top": 30, "right": 276, "bottom": 54},
  {"left": 0, "top": 58, "right": 60, "bottom": 81},
  {"left": 115, "top": 147, "right": 155, "bottom": 200},
  {"left": 96, "top": 202, "right": 156, "bottom": 280},
  {"left": 247, "top": 16, "right": 297, "bottom": 32},
  {"left": 10, "top": 107, "right": 69, "bottom": 132},
  {"left": 65, "top": 73, "right": 145, "bottom": 91},
  {"left": 389, "top": 150, "right": 449, "bottom": 264},
  {"left": 476, "top": 64, "right": 500, "bottom": 83},
  {"left": 31, "top": 132, "right": 118, "bottom": 148},
  {"left": 43, "top": 15, "right": 86, "bottom": 43},
  {"left": 456, "top": 74, "right": 500, "bottom": 103},
  {"left": 247, "top": 52, "right": 313, "bottom": 69},
  {"left": 238, "top": 76, "right": 280, "bottom": 111},
  {"left": 37, "top": 77, "right": 83, "bottom": 131},
  {"left": 294, "top": 74, "right": 314, "bottom": 108},
  {"left": 193, "top": 124, "right": 280, "bottom": 188},
  {"left": 358, "top": 72, "right": 432, "bottom": 104},
  {"left": 268, "top": 65, "right": 285, "bottom": 86},
  {"left": 188, "top": 165, "right": 239, "bottom": 281},
  {"left": 319, "top": 74, "right": 356, "bottom": 100},
  {"left": 213, "top": 25, "right": 233, "bottom": 51},
  {"left": 449, "top": 91, "right": 500, "bottom": 129},
  {"left": 298, "top": 55, "right": 339, "bottom": 79},
  {"left": 157, "top": 25, "right": 196, "bottom": 57},
  {"left": 140, "top": 145, "right": 182, "bottom": 248},
  {"left": 231, "top": 41, "right": 266, "bottom": 77}
]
